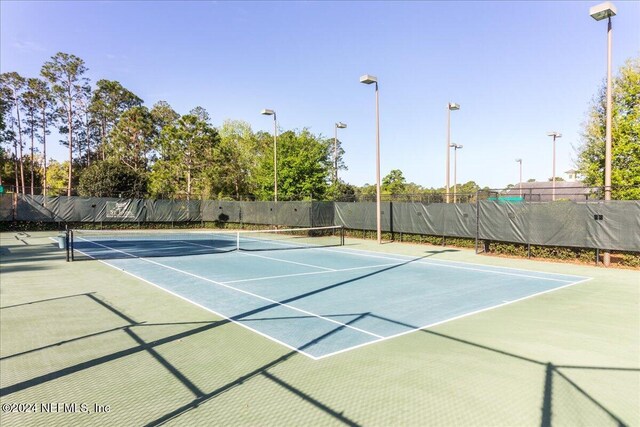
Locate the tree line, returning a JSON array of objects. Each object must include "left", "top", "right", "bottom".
[
  {"left": 1, "top": 53, "right": 638, "bottom": 201},
  {"left": 0, "top": 52, "right": 350, "bottom": 201}
]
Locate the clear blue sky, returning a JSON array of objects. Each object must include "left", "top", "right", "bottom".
[{"left": 2, "top": 1, "right": 639, "bottom": 189}]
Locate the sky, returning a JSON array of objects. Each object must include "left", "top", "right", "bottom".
[{"left": 1, "top": 1, "right": 639, "bottom": 189}]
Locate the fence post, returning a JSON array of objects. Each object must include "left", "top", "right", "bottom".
[
  {"left": 475, "top": 190, "right": 480, "bottom": 254},
  {"left": 390, "top": 201, "right": 394, "bottom": 241}
]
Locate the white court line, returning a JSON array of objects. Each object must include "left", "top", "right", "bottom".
[
  {"left": 237, "top": 252, "right": 336, "bottom": 271},
  {"left": 77, "top": 238, "right": 383, "bottom": 341},
  {"left": 173, "top": 228, "right": 587, "bottom": 282},
  {"left": 224, "top": 262, "right": 402, "bottom": 284},
  {"left": 72, "top": 245, "right": 321, "bottom": 360},
  {"left": 314, "top": 246, "right": 588, "bottom": 283},
  {"left": 237, "top": 232, "right": 589, "bottom": 282},
  {"left": 314, "top": 276, "right": 594, "bottom": 360},
  {"left": 74, "top": 235, "right": 595, "bottom": 360},
  {"left": 319, "top": 245, "right": 591, "bottom": 281},
  {"left": 181, "top": 237, "right": 336, "bottom": 271}
]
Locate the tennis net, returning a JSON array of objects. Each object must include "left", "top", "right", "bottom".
[{"left": 68, "top": 225, "right": 344, "bottom": 261}]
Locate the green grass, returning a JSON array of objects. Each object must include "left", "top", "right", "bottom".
[{"left": 1, "top": 231, "right": 638, "bottom": 426}]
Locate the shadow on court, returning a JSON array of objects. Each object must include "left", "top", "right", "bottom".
[
  {"left": 1, "top": 270, "right": 637, "bottom": 425},
  {"left": 0, "top": 292, "right": 362, "bottom": 426}
]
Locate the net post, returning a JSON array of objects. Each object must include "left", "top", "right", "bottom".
[
  {"left": 236, "top": 230, "right": 240, "bottom": 251},
  {"left": 341, "top": 226, "right": 345, "bottom": 246},
  {"left": 70, "top": 230, "right": 74, "bottom": 261},
  {"left": 65, "top": 228, "right": 70, "bottom": 262}
]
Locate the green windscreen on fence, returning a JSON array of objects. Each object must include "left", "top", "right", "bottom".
[
  {"left": 478, "top": 200, "right": 640, "bottom": 252},
  {"left": 0, "top": 194, "right": 13, "bottom": 221},
  {"left": 335, "top": 202, "right": 477, "bottom": 239},
  {"left": 3, "top": 195, "right": 639, "bottom": 252}
]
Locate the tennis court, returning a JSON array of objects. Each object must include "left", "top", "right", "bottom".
[
  {"left": 70, "top": 227, "right": 591, "bottom": 359},
  {"left": 2, "top": 230, "right": 638, "bottom": 426}
]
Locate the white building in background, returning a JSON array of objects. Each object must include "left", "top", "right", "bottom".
[{"left": 564, "top": 169, "right": 580, "bottom": 182}]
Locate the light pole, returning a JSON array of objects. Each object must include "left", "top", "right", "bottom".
[
  {"left": 451, "top": 144, "right": 463, "bottom": 203},
  {"left": 360, "top": 74, "right": 382, "bottom": 244},
  {"left": 515, "top": 158, "right": 523, "bottom": 197},
  {"left": 547, "top": 132, "right": 562, "bottom": 201},
  {"left": 261, "top": 109, "right": 278, "bottom": 202},
  {"left": 334, "top": 122, "right": 347, "bottom": 183},
  {"left": 590, "top": 1, "right": 616, "bottom": 267},
  {"left": 446, "top": 102, "right": 460, "bottom": 203}
]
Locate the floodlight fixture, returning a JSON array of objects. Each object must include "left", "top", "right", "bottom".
[
  {"left": 448, "top": 102, "right": 460, "bottom": 111},
  {"left": 589, "top": 2, "right": 617, "bottom": 21},
  {"left": 360, "top": 74, "right": 378, "bottom": 85},
  {"left": 261, "top": 109, "right": 275, "bottom": 116}
]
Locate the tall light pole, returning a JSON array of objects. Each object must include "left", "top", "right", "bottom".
[
  {"left": 360, "top": 74, "right": 382, "bottom": 244},
  {"left": 590, "top": 2, "right": 616, "bottom": 267},
  {"left": 446, "top": 102, "right": 460, "bottom": 203},
  {"left": 547, "top": 132, "right": 562, "bottom": 201},
  {"left": 451, "top": 143, "right": 463, "bottom": 203},
  {"left": 515, "top": 158, "right": 523, "bottom": 197},
  {"left": 261, "top": 109, "right": 278, "bottom": 202},
  {"left": 334, "top": 122, "right": 347, "bottom": 183}
]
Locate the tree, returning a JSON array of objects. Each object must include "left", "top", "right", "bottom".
[
  {"left": 327, "top": 180, "right": 357, "bottom": 201},
  {"left": 382, "top": 169, "right": 406, "bottom": 195},
  {"left": 21, "top": 79, "right": 40, "bottom": 194},
  {"left": 576, "top": 57, "right": 640, "bottom": 200},
  {"left": 150, "top": 100, "right": 179, "bottom": 133},
  {"left": 89, "top": 79, "right": 143, "bottom": 160},
  {"left": 0, "top": 85, "right": 14, "bottom": 188},
  {"left": 253, "top": 129, "right": 332, "bottom": 201},
  {"left": 21, "top": 78, "right": 54, "bottom": 194},
  {"left": 1, "top": 72, "right": 26, "bottom": 194},
  {"left": 455, "top": 181, "right": 480, "bottom": 194},
  {"left": 25, "top": 79, "right": 54, "bottom": 196},
  {"left": 78, "top": 161, "right": 147, "bottom": 198},
  {"left": 189, "top": 106, "right": 210, "bottom": 123},
  {"left": 150, "top": 114, "right": 220, "bottom": 199},
  {"left": 74, "top": 84, "right": 96, "bottom": 166},
  {"left": 41, "top": 52, "right": 89, "bottom": 196},
  {"left": 214, "top": 119, "right": 258, "bottom": 198},
  {"left": 45, "top": 160, "right": 69, "bottom": 195},
  {"left": 0, "top": 146, "right": 16, "bottom": 187},
  {"left": 106, "top": 106, "right": 156, "bottom": 171}
]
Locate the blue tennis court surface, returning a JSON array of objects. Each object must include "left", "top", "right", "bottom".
[{"left": 74, "top": 236, "right": 591, "bottom": 359}]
